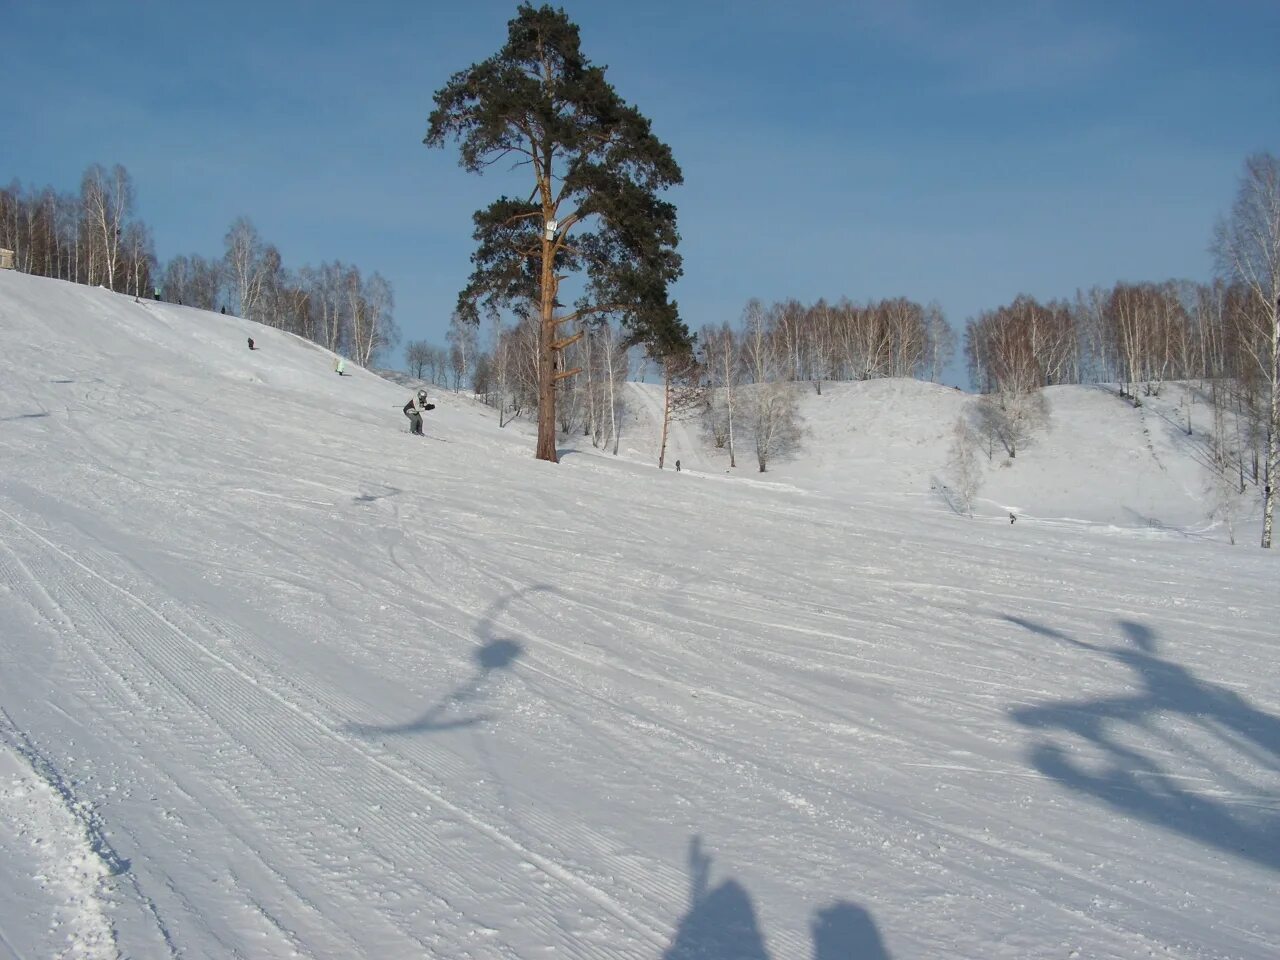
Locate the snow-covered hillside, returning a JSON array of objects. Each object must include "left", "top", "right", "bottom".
[
  {"left": 619, "top": 375, "right": 1237, "bottom": 536},
  {"left": 1, "top": 271, "right": 1276, "bottom": 959}
]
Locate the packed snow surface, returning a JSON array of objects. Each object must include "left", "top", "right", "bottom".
[{"left": 0, "top": 271, "right": 1276, "bottom": 959}]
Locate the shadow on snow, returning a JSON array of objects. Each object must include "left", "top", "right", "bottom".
[
  {"left": 663, "top": 836, "right": 890, "bottom": 960},
  {"left": 342, "top": 587, "right": 542, "bottom": 736},
  {"left": 1006, "top": 616, "right": 1280, "bottom": 871}
]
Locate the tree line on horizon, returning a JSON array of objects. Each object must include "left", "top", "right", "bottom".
[
  {"left": 0, "top": 164, "right": 401, "bottom": 368},
  {"left": 403, "top": 291, "right": 956, "bottom": 472},
  {"left": 2, "top": 152, "right": 1273, "bottom": 537}
]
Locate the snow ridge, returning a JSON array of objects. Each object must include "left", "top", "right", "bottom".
[{"left": 0, "top": 708, "right": 119, "bottom": 960}]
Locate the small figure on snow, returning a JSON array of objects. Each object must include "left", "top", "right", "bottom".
[
  {"left": 675, "top": 459, "right": 681, "bottom": 472},
  {"left": 403, "top": 389, "right": 436, "bottom": 436},
  {"left": 247, "top": 337, "right": 256, "bottom": 350},
  {"left": 334, "top": 357, "right": 346, "bottom": 375},
  {"left": 1009, "top": 512, "right": 1017, "bottom": 524}
]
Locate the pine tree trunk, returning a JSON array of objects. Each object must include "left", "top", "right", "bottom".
[
  {"left": 658, "top": 375, "right": 671, "bottom": 469},
  {"left": 536, "top": 233, "right": 559, "bottom": 463}
]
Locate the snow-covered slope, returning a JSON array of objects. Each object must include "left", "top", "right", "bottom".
[
  {"left": 620, "top": 377, "right": 1233, "bottom": 535},
  {"left": 1, "top": 271, "right": 1276, "bottom": 959}
]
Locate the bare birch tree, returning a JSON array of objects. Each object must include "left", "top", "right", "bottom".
[
  {"left": 224, "top": 217, "right": 268, "bottom": 321},
  {"left": 945, "top": 414, "right": 983, "bottom": 516},
  {"left": 699, "top": 322, "right": 742, "bottom": 467},
  {"left": 1215, "top": 152, "right": 1280, "bottom": 547},
  {"left": 656, "top": 349, "right": 702, "bottom": 469},
  {"left": 744, "top": 381, "right": 803, "bottom": 472}
]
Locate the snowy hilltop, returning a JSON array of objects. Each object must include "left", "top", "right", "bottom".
[{"left": 0, "top": 271, "right": 1277, "bottom": 959}]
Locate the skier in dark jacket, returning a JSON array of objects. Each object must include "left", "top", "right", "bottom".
[{"left": 403, "top": 389, "right": 435, "bottom": 435}]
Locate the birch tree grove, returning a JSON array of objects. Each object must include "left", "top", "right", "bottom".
[
  {"left": 699, "top": 296, "right": 953, "bottom": 387},
  {"left": 1, "top": 166, "right": 153, "bottom": 293},
  {"left": 1101, "top": 282, "right": 1188, "bottom": 401},
  {"left": 1, "top": 165, "right": 399, "bottom": 367},
  {"left": 425, "top": 3, "right": 690, "bottom": 463},
  {"left": 1215, "top": 153, "right": 1280, "bottom": 547},
  {"left": 81, "top": 163, "right": 134, "bottom": 288}
]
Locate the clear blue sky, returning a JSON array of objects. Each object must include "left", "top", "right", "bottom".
[{"left": 3, "top": 1, "right": 1277, "bottom": 385}]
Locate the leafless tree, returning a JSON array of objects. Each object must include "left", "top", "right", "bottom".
[
  {"left": 570, "top": 321, "right": 629, "bottom": 452},
  {"left": 598, "top": 322, "right": 629, "bottom": 454},
  {"left": 224, "top": 217, "right": 268, "bottom": 321},
  {"left": 1101, "top": 282, "right": 1188, "bottom": 401},
  {"left": 656, "top": 350, "right": 702, "bottom": 469},
  {"left": 119, "top": 220, "right": 154, "bottom": 298},
  {"left": 189, "top": 255, "right": 224, "bottom": 311},
  {"left": 945, "top": 414, "right": 983, "bottom": 516},
  {"left": 976, "top": 390, "right": 1048, "bottom": 461},
  {"left": 806, "top": 299, "right": 837, "bottom": 394},
  {"left": 405, "top": 340, "right": 434, "bottom": 379},
  {"left": 1215, "top": 153, "right": 1280, "bottom": 547},
  {"left": 699, "top": 322, "right": 742, "bottom": 467},
  {"left": 487, "top": 312, "right": 540, "bottom": 426},
  {"left": 447, "top": 313, "right": 478, "bottom": 393},
  {"left": 472, "top": 351, "right": 494, "bottom": 403},
  {"left": 79, "top": 164, "right": 133, "bottom": 289},
  {"left": 924, "top": 302, "right": 956, "bottom": 383},
  {"left": 744, "top": 381, "right": 803, "bottom": 472},
  {"left": 352, "top": 271, "right": 398, "bottom": 367}
]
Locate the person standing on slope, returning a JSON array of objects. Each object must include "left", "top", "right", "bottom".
[{"left": 403, "top": 389, "right": 435, "bottom": 436}]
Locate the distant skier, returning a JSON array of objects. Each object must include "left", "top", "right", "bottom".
[
  {"left": 403, "top": 389, "right": 436, "bottom": 436},
  {"left": 247, "top": 337, "right": 256, "bottom": 350},
  {"left": 675, "top": 459, "right": 681, "bottom": 472},
  {"left": 334, "top": 357, "right": 346, "bottom": 375}
]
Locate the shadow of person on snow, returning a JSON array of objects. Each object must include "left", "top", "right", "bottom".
[
  {"left": 663, "top": 837, "right": 770, "bottom": 960},
  {"left": 344, "top": 586, "right": 559, "bottom": 736},
  {"left": 1007, "top": 616, "right": 1280, "bottom": 871},
  {"left": 662, "top": 837, "right": 891, "bottom": 960},
  {"left": 812, "top": 901, "right": 891, "bottom": 960},
  {"left": 344, "top": 637, "right": 521, "bottom": 735}
]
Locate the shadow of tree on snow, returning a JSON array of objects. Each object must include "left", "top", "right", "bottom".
[{"left": 1006, "top": 616, "right": 1280, "bottom": 871}]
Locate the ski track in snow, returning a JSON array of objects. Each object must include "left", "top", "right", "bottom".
[
  {"left": 1, "top": 272, "right": 1278, "bottom": 959},
  {"left": 0, "top": 500, "right": 675, "bottom": 958}
]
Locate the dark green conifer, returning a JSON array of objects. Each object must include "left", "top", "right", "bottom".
[{"left": 426, "top": 3, "right": 689, "bottom": 461}]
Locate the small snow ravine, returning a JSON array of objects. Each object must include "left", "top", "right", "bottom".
[
  {"left": 0, "top": 713, "right": 116, "bottom": 960},
  {"left": 624, "top": 380, "right": 704, "bottom": 470}
]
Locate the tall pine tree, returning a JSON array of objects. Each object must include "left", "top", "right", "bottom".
[{"left": 426, "top": 3, "right": 689, "bottom": 462}]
